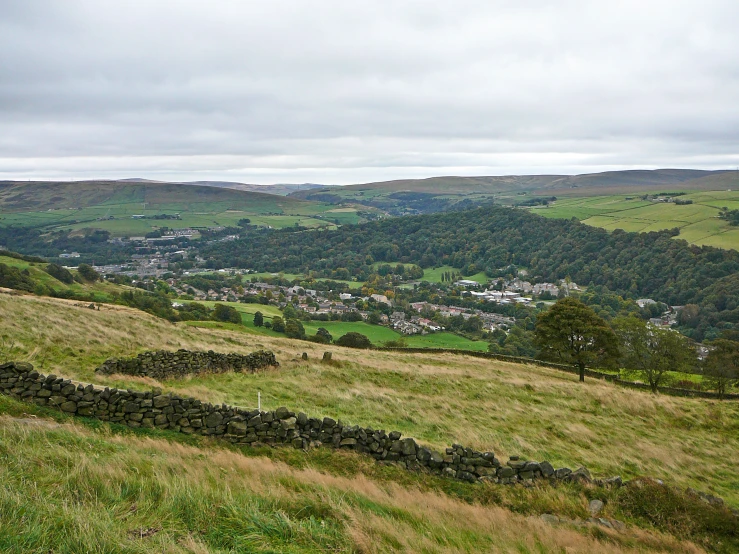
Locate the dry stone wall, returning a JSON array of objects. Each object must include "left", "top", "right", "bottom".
[
  {"left": 0, "top": 361, "right": 603, "bottom": 487},
  {"left": 95, "top": 349, "right": 278, "bottom": 380}
]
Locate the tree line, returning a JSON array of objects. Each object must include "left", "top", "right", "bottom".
[
  {"left": 199, "top": 205, "right": 739, "bottom": 342},
  {"left": 535, "top": 297, "right": 738, "bottom": 397}
]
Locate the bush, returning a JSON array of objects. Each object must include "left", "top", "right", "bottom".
[
  {"left": 284, "top": 318, "right": 305, "bottom": 339},
  {"left": 335, "top": 332, "right": 372, "bottom": 349},
  {"left": 271, "top": 316, "right": 285, "bottom": 333},
  {"left": 213, "top": 304, "right": 242, "bottom": 324},
  {"left": 44, "top": 263, "right": 74, "bottom": 284},
  {"left": 616, "top": 478, "right": 738, "bottom": 548},
  {"left": 76, "top": 263, "right": 100, "bottom": 282},
  {"left": 308, "top": 327, "right": 333, "bottom": 344}
]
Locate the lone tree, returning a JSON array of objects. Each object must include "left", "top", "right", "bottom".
[
  {"left": 271, "top": 316, "right": 285, "bottom": 333},
  {"left": 335, "top": 332, "right": 372, "bottom": 349},
  {"left": 253, "top": 311, "right": 264, "bottom": 327},
  {"left": 213, "top": 304, "right": 241, "bottom": 324},
  {"left": 76, "top": 263, "right": 99, "bottom": 282},
  {"left": 703, "top": 339, "right": 739, "bottom": 399},
  {"left": 535, "top": 297, "right": 619, "bottom": 382},
  {"left": 613, "top": 316, "right": 696, "bottom": 393},
  {"left": 284, "top": 318, "right": 306, "bottom": 339}
]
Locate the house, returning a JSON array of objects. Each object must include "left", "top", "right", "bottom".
[
  {"left": 390, "top": 312, "right": 406, "bottom": 321},
  {"left": 370, "top": 294, "right": 391, "bottom": 305},
  {"left": 339, "top": 293, "right": 353, "bottom": 301},
  {"left": 454, "top": 279, "right": 480, "bottom": 287}
]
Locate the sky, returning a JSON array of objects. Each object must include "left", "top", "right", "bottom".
[{"left": 1, "top": 1, "right": 738, "bottom": 185}]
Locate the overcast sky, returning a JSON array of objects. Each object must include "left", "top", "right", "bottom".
[{"left": 1, "top": 1, "right": 738, "bottom": 185}]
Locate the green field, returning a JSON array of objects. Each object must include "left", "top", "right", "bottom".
[
  {"left": 182, "top": 299, "right": 487, "bottom": 350},
  {"left": 531, "top": 191, "right": 739, "bottom": 250},
  {"left": 420, "top": 265, "right": 489, "bottom": 284},
  {"left": 0, "top": 181, "right": 364, "bottom": 236}
]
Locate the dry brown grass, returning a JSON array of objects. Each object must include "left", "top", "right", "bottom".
[
  {"left": 2, "top": 291, "right": 738, "bottom": 509},
  {"left": 0, "top": 415, "right": 706, "bottom": 553}
]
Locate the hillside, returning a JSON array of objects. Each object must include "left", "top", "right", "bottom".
[
  {"left": 287, "top": 170, "right": 739, "bottom": 246},
  {"left": 198, "top": 204, "right": 739, "bottom": 341},
  {"left": 0, "top": 180, "right": 365, "bottom": 236},
  {"left": 1, "top": 291, "right": 737, "bottom": 552},
  {"left": 289, "top": 169, "right": 731, "bottom": 208}
]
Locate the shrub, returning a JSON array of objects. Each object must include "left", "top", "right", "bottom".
[
  {"left": 76, "top": 263, "right": 100, "bottom": 282},
  {"left": 212, "top": 304, "right": 242, "bottom": 324},
  {"left": 335, "top": 332, "right": 371, "bottom": 349},
  {"left": 271, "top": 316, "right": 285, "bottom": 333},
  {"left": 44, "top": 263, "right": 74, "bottom": 284},
  {"left": 284, "top": 318, "right": 305, "bottom": 339},
  {"left": 616, "top": 478, "right": 738, "bottom": 548}
]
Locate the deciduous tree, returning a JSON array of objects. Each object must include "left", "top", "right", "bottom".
[
  {"left": 535, "top": 297, "right": 619, "bottom": 382},
  {"left": 613, "top": 316, "right": 696, "bottom": 393}
]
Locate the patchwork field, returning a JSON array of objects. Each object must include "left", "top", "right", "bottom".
[
  {"left": 0, "top": 181, "right": 365, "bottom": 236},
  {"left": 182, "top": 299, "right": 488, "bottom": 350},
  {"left": 531, "top": 190, "right": 739, "bottom": 250}
]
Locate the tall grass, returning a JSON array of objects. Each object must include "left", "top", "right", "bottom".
[
  {"left": 1, "top": 291, "right": 738, "bottom": 509},
  {"left": 0, "top": 411, "right": 708, "bottom": 553}
]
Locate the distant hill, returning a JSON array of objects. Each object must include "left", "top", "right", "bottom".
[
  {"left": 291, "top": 169, "right": 730, "bottom": 199},
  {"left": 0, "top": 180, "right": 312, "bottom": 213},
  {"left": 0, "top": 180, "right": 365, "bottom": 237},
  {"left": 287, "top": 169, "right": 734, "bottom": 215},
  {"left": 118, "top": 179, "right": 327, "bottom": 196}
]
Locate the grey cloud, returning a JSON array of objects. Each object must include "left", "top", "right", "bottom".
[{"left": 0, "top": 0, "right": 738, "bottom": 183}]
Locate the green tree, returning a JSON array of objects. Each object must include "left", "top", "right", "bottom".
[
  {"left": 282, "top": 304, "right": 298, "bottom": 319},
  {"left": 613, "top": 316, "right": 696, "bottom": 393},
  {"left": 253, "top": 311, "right": 264, "bottom": 327},
  {"left": 367, "top": 311, "right": 382, "bottom": 325},
  {"left": 271, "top": 316, "right": 285, "bottom": 333},
  {"left": 213, "top": 304, "right": 241, "bottom": 324},
  {"left": 307, "top": 327, "right": 333, "bottom": 344},
  {"left": 535, "top": 297, "right": 619, "bottom": 382},
  {"left": 284, "top": 318, "right": 305, "bottom": 339},
  {"left": 76, "top": 263, "right": 99, "bottom": 282},
  {"left": 44, "top": 263, "right": 74, "bottom": 284},
  {"left": 335, "top": 332, "right": 371, "bottom": 349},
  {"left": 703, "top": 339, "right": 739, "bottom": 399}
]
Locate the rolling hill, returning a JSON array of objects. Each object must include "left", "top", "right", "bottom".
[
  {"left": 290, "top": 169, "right": 732, "bottom": 201},
  {"left": 0, "top": 180, "right": 366, "bottom": 236}
]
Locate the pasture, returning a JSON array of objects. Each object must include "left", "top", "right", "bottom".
[
  {"left": 0, "top": 181, "right": 362, "bottom": 236},
  {"left": 531, "top": 191, "right": 739, "bottom": 250}
]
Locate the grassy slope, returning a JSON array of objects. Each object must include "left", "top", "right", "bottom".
[
  {"left": 0, "top": 181, "right": 360, "bottom": 235},
  {"left": 0, "top": 255, "right": 126, "bottom": 301},
  {"left": 2, "top": 402, "right": 711, "bottom": 554},
  {"left": 1, "top": 292, "right": 737, "bottom": 510}
]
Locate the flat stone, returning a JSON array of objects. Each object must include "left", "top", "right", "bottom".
[
  {"left": 60, "top": 401, "right": 77, "bottom": 413},
  {"left": 205, "top": 412, "right": 223, "bottom": 428},
  {"left": 539, "top": 461, "right": 555, "bottom": 477},
  {"left": 275, "top": 406, "right": 291, "bottom": 419},
  {"left": 339, "top": 438, "right": 357, "bottom": 447},
  {"left": 227, "top": 421, "right": 247, "bottom": 435},
  {"left": 589, "top": 499, "right": 605, "bottom": 517},
  {"left": 280, "top": 417, "right": 297, "bottom": 430}
]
